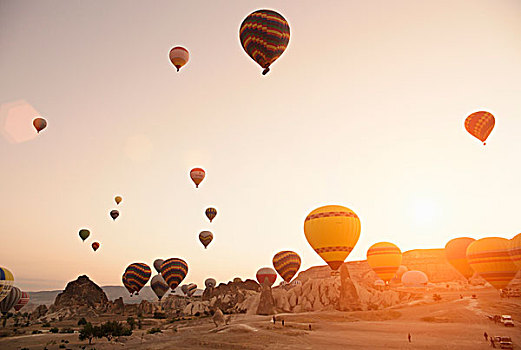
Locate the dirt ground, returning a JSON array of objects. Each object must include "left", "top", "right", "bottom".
[{"left": 1, "top": 288, "right": 519, "bottom": 350}]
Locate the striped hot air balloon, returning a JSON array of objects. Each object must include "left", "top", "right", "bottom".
[
  {"left": 0, "top": 286, "right": 21, "bottom": 315},
  {"left": 190, "top": 168, "right": 205, "bottom": 188},
  {"left": 464, "top": 111, "right": 495, "bottom": 145},
  {"left": 205, "top": 208, "right": 217, "bottom": 223},
  {"left": 186, "top": 283, "right": 197, "bottom": 297},
  {"left": 256, "top": 267, "right": 277, "bottom": 287},
  {"left": 239, "top": 9, "right": 290, "bottom": 75},
  {"left": 122, "top": 275, "right": 132, "bottom": 295},
  {"left": 445, "top": 237, "right": 475, "bottom": 280},
  {"left": 366, "top": 242, "right": 402, "bottom": 283},
  {"left": 205, "top": 278, "right": 216, "bottom": 289},
  {"left": 161, "top": 258, "right": 188, "bottom": 291},
  {"left": 150, "top": 274, "right": 169, "bottom": 301},
  {"left": 123, "top": 263, "right": 151, "bottom": 296},
  {"left": 14, "top": 291, "right": 29, "bottom": 312},
  {"left": 273, "top": 251, "right": 301, "bottom": 283},
  {"left": 401, "top": 271, "right": 428, "bottom": 287},
  {"left": 0, "top": 267, "right": 14, "bottom": 303},
  {"left": 199, "top": 231, "right": 213, "bottom": 249},
  {"left": 169, "top": 46, "right": 189, "bottom": 72},
  {"left": 509, "top": 233, "right": 521, "bottom": 270},
  {"left": 466, "top": 237, "right": 518, "bottom": 290},
  {"left": 304, "top": 205, "right": 361, "bottom": 271}
]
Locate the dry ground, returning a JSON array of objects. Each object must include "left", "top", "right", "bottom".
[{"left": 1, "top": 288, "right": 519, "bottom": 349}]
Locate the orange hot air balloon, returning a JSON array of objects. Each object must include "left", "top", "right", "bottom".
[
  {"left": 464, "top": 111, "right": 495, "bottom": 145},
  {"left": 115, "top": 196, "right": 122, "bottom": 205},
  {"left": 190, "top": 168, "right": 205, "bottom": 188},
  {"left": 272, "top": 251, "right": 301, "bottom": 283},
  {"left": 509, "top": 233, "right": 521, "bottom": 270},
  {"left": 304, "top": 205, "right": 361, "bottom": 270},
  {"left": 169, "top": 46, "right": 189, "bottom": 72},
  {"left": 466, "top": 237, "right": 518, "bottom": 290},
  {"left": 444, "top": 237, "right": 475, "bottom": 280},
  {"left": 92, "top": 242, "right": 100, "bottom": 251},
  {"left": 366, "top": 242, "right": 402, "bottom": 283}
]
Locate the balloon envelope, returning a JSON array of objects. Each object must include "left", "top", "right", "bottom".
[
  {"left": 32, "top": 117, "right": 47, "bottom": 133},
  {"left": 153, "top": 259, "right": 164, "bottom": 274},
  {"left": 401, "top": 271, "right": 428, "bottom": 287},
  {"left": 115, "top": 196, "right": 122, "bottom": 205},
  {"left": 110, "top": 210, "right": 119, "bottom": 220},
  {"left": 205, "top": 208, "right": 217, "bottom": 222},
  {"left": 466, "top": 237, "right": 518, "bottom": 290},
  {"left": 190, "top": 168, "right": 205, "bottom": 188},
  {"left": 123, "top": 263, "right": 151, "bottom": 295},
  {"left": 273, "top": 251, "right": 301, "bottom": 283},
  {"left": 444, "top": 237, "right": 475, "bottom": 280},
  {"left": 464, "top": 111, "right": 495, "bottom": 144},
  {"left": 161, "top": 258, "right": 188, "bottom": 291},
  {"left": 366, "top": 242, "right": 402, "bottom": 283},
  {"left": 181, "top": 284, "right": 189, "bottom": 295},
  {"left": 151, "top": 274, "right": 169, "bottom": 300},
  {"left": 0, "top": 286, "right": 21, "bottom": 315},
  {"left": 509, "top": 233, "right": 521, "bottom": 270},
  {"left": 79, "top": 229, "right": 90, "bottom": 242},
  {"left": 0, "top": 267, "right": 14, "bottom": 303},
  {"left": 239, "top": 9, "right": 290, "bottom": 75},
  {"left": 14, "top": 291, "right": 29, "bottom": 312},
  {"left": 205, "top": 278, "right": 216, "bottom": 289},
  {"left": 199, "top": 231, "right": 213, "bottom": 249},
  {"left": 186, "top": 283, "right": 197, "bottom": 297},
  {"left": 256, "top": 267, "right": 277, "bottom": 287},
  {"left": 169, "top": 46, "right": 189, "bottom": 71},
  {"left": 304, "top": 205, "right": 361, "bottom": 270},
  {"left": 91, "top": 242, "right": 100, "bottom": 251}
]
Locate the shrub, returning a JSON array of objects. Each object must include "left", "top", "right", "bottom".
[
  {"left": 32, "top": 330, "right": 42, "bottom": 334},
  {"left": 153, "top": 312, "right": 166, "bottom": 319},
  {"left": 60, "top": 327, "right": 74, "bottom": 333},
  {"left": 77, "top": 317, "right": 87, "bottom": 326},
  {"left": 50, "top": 327, "right": 59, "bottom": 333},
  {"left": 147, "top": 328, "right": 162, "bottom": 334},
  {"left": 42, "top": 322, "right": 51, "bottom": 327},
  {"left": 59, "top": 345, "right": 66, "bottom": 349}
]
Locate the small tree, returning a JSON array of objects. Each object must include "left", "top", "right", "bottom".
[
  {"left": 78, "top": 322, "right": 100, "bottom": 345},
  {"left": 77, "top": 317, "right": 87, "bottom": 326},
  {"left": 126, "top": 317, "right": 136, "bottom": 330}
]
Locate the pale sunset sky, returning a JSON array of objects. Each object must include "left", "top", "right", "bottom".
[{"left": 1, "top": 0, "right": 520, "bottom": 291}]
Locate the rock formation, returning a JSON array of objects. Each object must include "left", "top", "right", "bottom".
[
  {"left": 53, "top": 275, "right": 109, "bottom": 310},
  {"left": 256, "top": 280, "right": 275, "bottom": 315}
]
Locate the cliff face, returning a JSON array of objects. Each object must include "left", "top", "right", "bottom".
[
  {"left": 53, "top": 275, "right": 109, "bottom": 309},
  {"left": 401, "top": 249, "right": 466, "bottom": 283}
]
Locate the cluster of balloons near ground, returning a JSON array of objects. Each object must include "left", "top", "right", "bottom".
[
  {"left": 0, "top": 267, "right": 30, "bottom": 316},
  {"left": 78, "top": 196, "right": 122, "bottom": 252}
]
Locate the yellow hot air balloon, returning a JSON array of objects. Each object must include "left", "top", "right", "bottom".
[
  {"left": 366, "top": 242, "right": 402, "bottom": 283},
  {"left": 509, "top": 233, "right": 521, "bottom": 269},
  {"left": 115, "top": 196, "right": 122, "bottom": 205},
  {"left": 466, "top": 237, "right": 519, "bottom": 290},
  {"left": 304, "top": 205, "right": 361, "bottom": 270}
]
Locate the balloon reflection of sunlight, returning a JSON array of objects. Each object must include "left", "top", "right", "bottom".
[
  {"left": 124, "top": 134, "right": 153, "bottom": 162},
  {"left": 0, "top": 100, "right": 41, "bottom": 144}
]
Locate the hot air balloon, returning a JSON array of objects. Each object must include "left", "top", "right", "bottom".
[
  {"left": 256, "top": 267, "right": 277, "bottom": 287},
  {"left": 33, "top": 118, "right": 47, "bottom": 133},
  {"left": 366, "top": 242, "right": 402, "bottom": 283},
  {"left": 466, "top": 237, "right": 518, "bottom": 290},
  {"left": 110, "top": 210, "right": 119, "bottom": 221},
  {"left": 123, "top": 263, "right": 151, "bottom": 296},
  {"left": 151, "top": 274, "right": 169, "bottom": 301},
  {"left": 0, "top": 267, "right": 14, "bottom": 303},
  {"left": 199, "top": 231, "right": 213, "bottom": 249},
  {"left": 79, "top": 229, "right": 90, "bottom": 242},
  {"left": 239, "top": 9, "right": 290, "bottom": 75},
  {"left": 169, "top": 46, "right": 189, "bottom": 72},
  {"left": 92, "top": 242, "right": 100, "bottom": 251},
  {"left": 0, "top": 286, "right": 21, "bottom": 315},
  {"left": 205, "top": 278, "right": 216, "bottom": 289},
  {"left": 181, "top": 284, "right": 189, "bottom": 295},
  {"left": 509, "top": 233, "right": 521, "bottom": 270},
  {"left": 464, "top": 111, "right": 495, "bottom": 145},
  {"left": 13, "top": 291, "right": 29, "bottom": 312},
  {"left": 153, "top": 259, "right": 164, "bottom": 274},
  {"left": 273, "top": 251, "right": 301, "bottom": 283},
  {"left": 401, "top": 271, "right": 428, "bottom": 287},
  {"left": 186, "top": 283, "right": 197, "bottom": 297},
  {"left": 374, "top": 279, "right": 385, "bottom": 288},
  {"left": 304, "top": 205, "right": 361, "bottom": 271},
  {"left": 205, "top": 208, "right": 217, "bottom": 222},
  {"left": 115, "top": 196, "right": 122, "bottom": 205},
  {"left": 445, "top": 237, "right": 475, "bottom": 280},
  {"left": 161, "top": 258, "right": 188, "bottom": 291},
  {"left": 190, "top": 168, "right": 205, "bottom": 188},
  {"left": 122, "top": 275, "right": 133, "bottom": 295}
]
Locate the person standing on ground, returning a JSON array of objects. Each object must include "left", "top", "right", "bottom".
[
  {"left": 484, "top": 331, "right": 488, "bottom": 341},
  {"left": 282, "top": 319, "right": 285, "bottom": 327},
  {"left": 408, "top": 333, "right": 411, "bottom": 343},
  {"left": 272, "top": 316, "right": 276, "bottom": 324}
]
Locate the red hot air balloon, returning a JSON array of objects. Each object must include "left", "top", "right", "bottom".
[
  {"left": 464, "top": 111, "right": 495, "bottom": 145},
  {"left": 91, "top": 242, "right": 100, "bottom": 251},
  {"left": 169, "top": 47, "right": 189, "bottom": 72},
  {"left": 14, "top": 291, "right": 29, "bottom": 311},
  {"left": 190, "top": 168, "right": 205, "bottom": 188},
  {"left": 256, "top": 267, "right": 277, "bottom": 287},
  {"left": 33, "top": 118, "right": 47, "bottom": 133}
]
